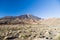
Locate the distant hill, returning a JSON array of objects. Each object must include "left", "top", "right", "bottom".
[
  {"left": 41, "top": 18, "right": 60, "bottom": 27},
  {"left": 0, "top": 14, "right": 41, "bottom": 24}
]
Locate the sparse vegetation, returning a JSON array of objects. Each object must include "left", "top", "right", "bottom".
[
  {"left": 0, "top": 24, "right": 59, "bottom": 40},
  {"left": 0, "top": 14, "right": 60, "bottom": 40}
]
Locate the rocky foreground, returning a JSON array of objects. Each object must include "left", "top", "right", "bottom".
[
  {"left": 0, "top": 24, "right": 60, "bottom": 40},
  {"left": 0, "top": 14, "right": 60, "bottom": 40}
]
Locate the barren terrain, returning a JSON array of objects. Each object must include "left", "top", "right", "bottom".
[
  {"left": 0, "top": 24, "right": 60, "bottom": 40},
  {"left": 0, "top": 14, "right": 60, "bottom": 40}
]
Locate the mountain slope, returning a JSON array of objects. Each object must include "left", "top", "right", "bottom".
[
  {"left": 41, "top": 18, "right": 60, "bottom": 27},
  {"left": 0, "top": 14, "right": 41, "bottom": 24}
]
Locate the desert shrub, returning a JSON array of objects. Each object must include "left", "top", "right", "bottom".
[{"left": 21, "top": 34, "right": 31, "bottom": 39}]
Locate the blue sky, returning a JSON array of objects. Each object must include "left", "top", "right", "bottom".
[{"left": 0, "top": 0, "right": 60, "bottom": 18}]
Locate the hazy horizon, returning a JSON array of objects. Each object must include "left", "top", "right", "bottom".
[{"left": 0, "top": 0, "right": 60, "bottom": 18}]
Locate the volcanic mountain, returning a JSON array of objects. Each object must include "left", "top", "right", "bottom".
[{"left": 0, "top": 14, "right": 41, "bottom": 24}]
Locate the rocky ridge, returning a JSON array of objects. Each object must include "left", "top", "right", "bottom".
[{"left": 0, "top": 14, "right": 41, "bottom": 25}]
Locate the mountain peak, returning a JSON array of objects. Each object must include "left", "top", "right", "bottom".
[
  {"left": 0, "top": 14, "right": 42, "bottom": 24},
  {"left": 18, "top": 14, "right": 41, "bottom": 20}
]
